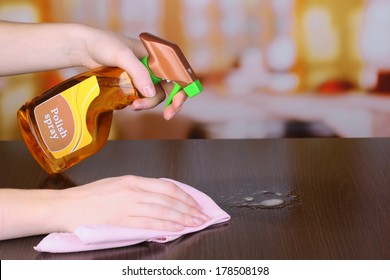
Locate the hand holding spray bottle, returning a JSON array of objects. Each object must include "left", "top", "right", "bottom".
[{"left": 17, "top": 33, "right": 203, "bottom": 174}]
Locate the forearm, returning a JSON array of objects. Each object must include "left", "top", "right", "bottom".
[
  {"left": 0, "top": 21, "right": 184, "bottom": 117},
  {"left": 0, "top": 21, "right": 86, "bottom": 76},
  {"left": 0, "top": 188, "right": 63, "bottom": 240}
]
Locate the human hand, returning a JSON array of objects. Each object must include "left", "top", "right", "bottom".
[
  {"left": 77, "top": 25, "right": 187, "bottom": 120},
  {"left": 0, "top": 21, "right": 186, "bottom": 119},
  {"left": 55, "top": 175, "right": 209, "bottom": 233}
]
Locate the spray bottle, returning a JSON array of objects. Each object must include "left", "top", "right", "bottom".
[{"left": 17, "top": 33, "right": 203, "bottom": 173}]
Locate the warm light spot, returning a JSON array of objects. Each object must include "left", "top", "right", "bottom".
[
  {"left": 359, "top": 0, "right": 390, "bottom": 68},
  {"left": 0, "top": 3, "right": 39, "bottom": 22},
  {"left": 302, "top": 7, "right": 339, "bottom": 62}
]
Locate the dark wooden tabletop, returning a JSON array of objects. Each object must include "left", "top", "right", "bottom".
[{"left": 0, "top": 139, "right": 389, "bottom": 260}]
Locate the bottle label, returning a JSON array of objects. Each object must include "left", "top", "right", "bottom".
[{"left": 34, "top": 76, "right": 100, "bottom": 159}]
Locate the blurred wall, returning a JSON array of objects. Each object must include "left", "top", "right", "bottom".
[{"left": 2, "top": 0, "right": 390, "bottom": 140}]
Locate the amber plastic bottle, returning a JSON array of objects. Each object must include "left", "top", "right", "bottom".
[
  {"left": 17, "top": 67, "right": 142, "bottom": 173},
  {"left": 17, "top": 32, "right": 203, "bottom": 174}
]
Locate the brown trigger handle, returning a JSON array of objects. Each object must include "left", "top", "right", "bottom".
[{"left": 139, "top": 32, "right": 198, "bottom": 88}]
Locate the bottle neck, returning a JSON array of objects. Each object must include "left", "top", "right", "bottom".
[{"left": 87, "top": 67, "right": 141, "bottom": 111}]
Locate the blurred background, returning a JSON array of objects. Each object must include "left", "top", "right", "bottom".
[{"left": 2, "top": 0, "right": 390, "bottom": 140}]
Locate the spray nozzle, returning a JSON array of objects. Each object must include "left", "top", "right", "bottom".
[{"left": 139, "top": 32, "right": 203, "bottom": 107}]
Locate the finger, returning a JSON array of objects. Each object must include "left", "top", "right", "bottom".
[
  {"left": 163, "top": 91, "right": 187, "bottom": 120},
  {"left": 133, "top": 191, "right": 210, "bottom": 222},
  {"left": 115, "top": 48, "right": 156, "bottom": 98},
  {"left": 127, "top": 203, "right": 208, "bottom": 228},
  {"left": 124, "top": 176, "right": 200, "bottom": 209},
  {"left": 130, "top": 91, "right": 165, "bottom": 111},
  {"left": 172, "top": 91, "right": 188, "bottom": 108}
]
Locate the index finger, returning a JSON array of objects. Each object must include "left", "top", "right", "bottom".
[
  {"left": 163, "top": 91, "right": 187, "bottom": 120},
  {"left": 130, "top": 176, "right": 200, "bottom": 209}
]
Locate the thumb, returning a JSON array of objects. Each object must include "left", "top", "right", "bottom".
[{"left": 117, "top": 50, "right": 156, "bottom": 98}]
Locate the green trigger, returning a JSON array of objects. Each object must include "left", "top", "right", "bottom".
[{"left": 165, "top": 83, "right": 182, "bottom": 107}]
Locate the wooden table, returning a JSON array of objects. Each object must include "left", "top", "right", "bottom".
[{"left": 0, "top": 139, "right": 389, "bottom": 260}]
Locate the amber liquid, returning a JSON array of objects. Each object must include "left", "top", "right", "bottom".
[{"left": 17, "top": 67, "right": 143, "bottom": 173}]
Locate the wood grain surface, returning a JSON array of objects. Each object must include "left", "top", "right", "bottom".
[{"left": 0, "top": 139, "right": 389, "bottom": 259}]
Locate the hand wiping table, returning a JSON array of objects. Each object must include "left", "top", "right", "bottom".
[{"left": 34, "top": 179, "right": 230, "bottom": 253}]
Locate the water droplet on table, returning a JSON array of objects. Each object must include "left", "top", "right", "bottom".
[
  {"left": 251, "top": 198, "right": 285, "bottom": 207},
  {"left": 231, "top": 189, "right": 296, "bottom": 209}
]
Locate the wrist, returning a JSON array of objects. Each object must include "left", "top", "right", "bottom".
[
  {"left": 63, "top": 23, "right": 95, "bottom": 68},
  {"left": 0, "top": 189, "right": 65, "bottom": 239},
  {"left": 34, "top": 189, "right": 67, "bottom": 234}
]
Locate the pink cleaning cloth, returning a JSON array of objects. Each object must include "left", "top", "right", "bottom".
[{"left": 34, "top": 178, "right": 230, "bottom": 253}]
